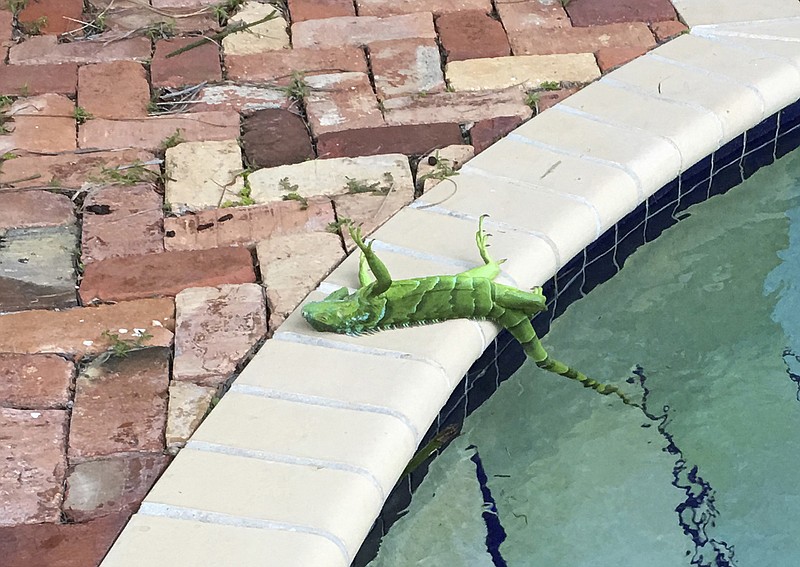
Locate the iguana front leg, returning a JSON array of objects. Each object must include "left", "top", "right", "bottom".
[{"left": 349, "top": 225, "right": 393, "bottom": 296}]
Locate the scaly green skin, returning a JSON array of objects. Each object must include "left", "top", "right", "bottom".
[{"left": 302, "top": 216, "right": 636, "bottom": 407}]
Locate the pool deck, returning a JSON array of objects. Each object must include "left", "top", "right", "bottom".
[{"left": 1, "top": 0, "right": 800, "bottom": 565}]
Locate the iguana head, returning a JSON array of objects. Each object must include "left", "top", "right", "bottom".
[{"left": 302, "top": 286, "right": 385, "bottom": 336}]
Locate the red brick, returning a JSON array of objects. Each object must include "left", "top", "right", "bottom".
[
  {"left": 173, "top": 284, "right": 267, "bottom": 387},
  {"left": 81, "top": 184, "right": 165, "bottom": 264},
  {"left": 63, "top": 453, "right": 170, "bottom": 521},
  {"left": 0, "top": 353, "right": 73, "bottom": 408},
  {"left": 292, "top": 13, "right": 436, "bottom": 49},
  {"left": 0, "top": 63, "right": 78, "bottom": 96},
  {"left": 508, "top": 22, "right": 656, "bottom": 56},
  {"left": 595, "top": 45, "right": 649, "bottom": 72},
  {"left": 565, "top": 0, "right": 676, "bottom": 27},
  {"left": 78, "top": 111, "right": 240, "bottom": 151},
  {"left": 0, "top": 408, "right": 67, "bottom": 525},
  {"left": 0, "top": 298, "right": 175, "bottom": 357},
  {"left": 0, "top": 10, "right": 11, "bottom": 46},
  {"left": 18, "top": 0, "right": 84, "bottom": 35},
  {"left": 534, "top": 87, "right": 579, "bottom": 111},
  {"left": 0, "top": 512, "right": 130, "bottom": 567},
  {"left": 69, "top": 348, "right": 169, "bottom": 459},
  {"left": 0, "top": 149, "right": 157, "bottom": 189},
  {"left": 651, "top": 20, "right": 688, "bottom": 42},
  {"left": 8, "top": 35, "right": 151, "bottom": 65},
  {"left": 0, "top": 190, "right": 74, "bottom": 230},
  {"left": 104, "top": 6, "right": 218, "bottom": 35},
  {"left": 357, "top": 0, "right": 491, "bottom": 16},
  {"left": 470, "top": 115, "right": 524, "bottom": 154},
  {"left": 151, "top": 37, "right": 222, "bottom": 88},
  {"left": 437, "top": 11, "right": 511, "bottom": 62},
  {"left": 288, "top": 0, "right": 354, "bottom": 21},
  {"left": 369, "top": 38, "right": 445, "bottom": 99},
  {"left": 78, "top": 61, "right": 150, "bottom": 119},
  {"left": 241, "top": 108, "right": 314, "bottom": 168},
  {"left": 496, "top": 0, "right": 570, "bottom": 34},
  {"left": 79, "top": 247, "right": 256, "bottom": 303},
  {"left": 164, "top": 199, "right": 335, "bottom": 251},
  {"left": 317, "top": 123, "right": 464, "bottom": 158},
  {"left": 189, "top": 84, "right": 290, "bottom": 113},
  {"left": 225, "top": 46, "right": 367, "bottom": 83},
  {"left": 4, "top": 93, "right": 76, "bottom": 153},
  {"left": 304, "top": 72, "right": 384, "bottom": 136}
]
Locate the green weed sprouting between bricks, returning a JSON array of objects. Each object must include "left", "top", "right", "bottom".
[
  {"left": 278, "top": 176, "right": 308, "bottom": 209},
  {"left": 221, "top": 170, "right": 256, "bottom": 207},
  {"left": 73, "top": 106, "right": 93, "bottom": 125},
  {"left": 212, "top": 0, "right": 245, "bottom": 25},
  {"left": 160, "top": 128, "right": 185, "bottom": 150},
  {"left": 6, "top": 0, "right": 27, "bottom": 14},
  {"left": 95, "top": 161, "right": 162, "bottom": 185},
  {"left": 344, "top": 172, "right": 394, "bottom": 195},
  {"left": 539, "top": 80, "right": 561, "bottom": 91},
  {"left": 282, "top": 72, "right": 310, "bottom": 102},
  {"left": 143, "top": 19, "right": 176, "bottom": 41},
  {"left": 417, "top": 152, "right": 459, "bottom": 186},
  {"left": 19, "top": 15, "right": 47, "bottom": 35},
  {"left": 327, "top": 217, "right": 353, "bottom": 234},
  {"left": 100, "top": 330, "right": 154, "bottom": 358}
]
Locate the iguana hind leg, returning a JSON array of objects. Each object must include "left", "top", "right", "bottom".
[
  {"left": 459, "top": 215, "right": 506, "bottom": 280},
  {"left": 349, "top": 225, "right": 392, "bottom": 295}
]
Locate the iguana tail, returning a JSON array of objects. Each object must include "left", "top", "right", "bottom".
[{"left": 498, "top": 309, "right": 639, "bottom": 408}]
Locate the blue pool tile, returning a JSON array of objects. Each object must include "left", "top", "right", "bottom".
[{"left": 712, "top": 133, "right": 745, "bottom": 173}]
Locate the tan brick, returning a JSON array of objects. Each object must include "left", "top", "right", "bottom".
[
  {"left": 445, "top": 54, "right": 601, "bottom": 91},
  {"left": 222, "top": 2, "right": 289, "bottom": 55},
  {"left": 0, "top": 298, "right": 175, "bottom": 356},
  {"left": 292, "top": 13, "right": 436, "bottom": 49},
  {"left": 369, "top": 38, "right": 445, "bottom": 99},
  {"left": 78, "top": 111, "right": 240, "bottom": 151},
  {"left": 166, "top": 381, "right": 216, "bottom": 450},
  {"left": 78, "top": 61, "right": 150, "bottom": 119}
]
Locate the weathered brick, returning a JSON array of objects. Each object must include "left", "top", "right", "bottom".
[
  {"left": 69, "top": 348, "right": 170, "bottom": 460},
  {"left": 0, "top": 408, "right": 67, "bottom": 525},
  {"left": 0, "top": 353, "right": 73, "bottom": 409},
  {"left": 4, "top": 94, "right": 76, "bottom": 153},
  {"left": 496, "top": 0, "right": 569, "bottom": 33},
  {"left": 63, "top": 452, "right": 171, "bottom": 521},
  {"left": 565, "top": 0, "right": 676, "bottom": 27},
  {"left": 173, "top": 284, "right": 267, "bottom": 387},
  {"left": 8, "top": 35, "right": 151, "bottom": 65},
  {"left": 292, "top": 13, "right": 436, "bottom": 49},
  {"left": 0, "top": 190, "right": 74, "bottom": 230},
  {"left": 258, "top": 233, "right": 345, "bottom": 329},
  {"left": 437, "top": 10, "right": 511, "bottom": 62},
  {"left": 335, "top": 185, "right": 415, "bottom": 250},
  {"left": 416, "top": 144, "right": 473, "bottom": 191},
  {"left": 163, "top": 199, "right": 335, "bottom": 251},
  {"left": 445, "top": 54, "right": 600, "bottom": 91},
  {"left": 79, "top": 247, "right": 256, "bottom": 303},
  {"left": 0, "top": 225, "right": 79, "bottom": 313},
  {"left": 81, "top": 184, "right": 164, "bottom": 264},
  {"left": 164, "top": 139, "right": 244, "bottom": 214},
  {"left": 651, "top": 20, "right": 688, "bottom": 42},
  {"left": 595, "top": 45, "right": 649, "bottom": 72},
  {"left": 369, "top": 38, "right": 445, "bottom": 98},
  {"left": 0, "top": 149, "right": 157, "bottom": 189},
  {"left": 508, "top": 21, "right": 656, "bottom": 56},
  {"left": 382, "top": 87, "right": 531, "bottom": 126},
  {"left": 357, "top": 0, "right": 491, "bottom": 16},
  {"left": 0, "top": 298, "right": 175, "bottom": 356},
  {"left": 241, "top": 108, "right": 314, "bottom": 168},
  {"left": 317, "top": 123, "right": 464, "bottom": 158},
  {"left": 470, "top": 115, "right": 524, "bottom": 153},
  {"left": 189, "top": 84, "right": 289, "bottom": 113},
  {"left": 0, "top": 513, "right": 129, "bottom": 567},
  {"left": 0, "top": 63, "right": 78, "bottom": 96},
  {"left": 18, "top": 0, "right": 84, "bottom": 35},
  {"left": 304, "top": 72, "right": 384, "bottom": 136},
  {"left": 225, "top": 46, "right": 367, "bottom": 83},
  {"left": 222, "top": 2, "right": 289, "bottom": 55},
  {"left": 166, "top": 381, "right": 215, "bottom": 450},
  {"left": 103, "top": 6, "right": 218, "bottom": 34},
  {"left": 78, "top": 111, "right": 240, "bottom": 151},
  {"left": 0, "top": 10, "right": 11, "bottom": 46},
  {"left": 534, "top": 87, "right": 579, "bottom": 111},
  {"left": 288, "top": 0, "right": 355, "bottom": 21},
  {"left": 151, "top": 37, "right": 222, "bottom": 88},
  {"left": 78, "top": 61, "right": 150, "bottom": 119}
]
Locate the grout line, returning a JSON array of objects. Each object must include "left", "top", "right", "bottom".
[
  {"left": 228, "top": 383, "right": 423, "bottom": 443},
  {"left": 137, "top": 502, "right": 352, "bottom": 565},
  {"left": 689, "top": 30, "right": 800, "bottom": 76},
  {"left": 185, "top": 440, "right": 389, "bottom": 500}
]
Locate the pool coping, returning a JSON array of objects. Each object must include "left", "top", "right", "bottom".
[{"left": 100, "top": 4, "right": 800, "bottom": 567}]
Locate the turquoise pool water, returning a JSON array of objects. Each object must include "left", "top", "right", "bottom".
[{"left": 368, "top": 146, "right": 800, "bottom": 567}]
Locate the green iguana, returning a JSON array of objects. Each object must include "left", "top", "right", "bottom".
[{"left": 302, "top": 216, "right": 635, "bottom": 407}]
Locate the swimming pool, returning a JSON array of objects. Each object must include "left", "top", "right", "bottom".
[{"left": 366, "top": 144, "right": 800, "bottom": 566}]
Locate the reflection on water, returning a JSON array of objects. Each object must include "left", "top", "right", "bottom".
[{"left": 369, "top": 147, "right": 800, "bottom": 567}]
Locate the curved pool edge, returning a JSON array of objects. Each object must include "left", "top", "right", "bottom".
[{"left": 100, "top": 8, "right": 800, "bottom": 567}]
